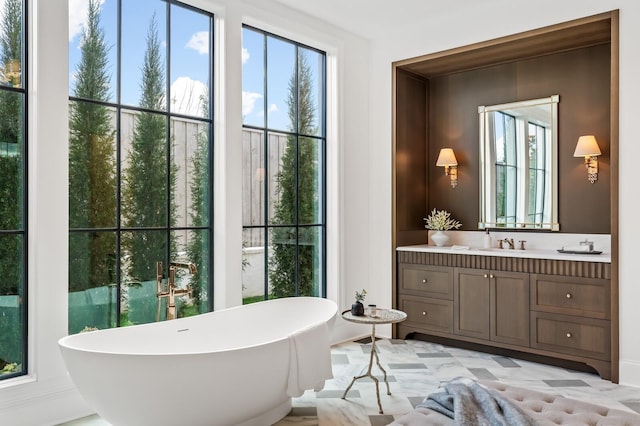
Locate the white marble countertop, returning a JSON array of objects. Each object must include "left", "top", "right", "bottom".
[{"left": 397, "top": 244, "right": 611, "bottom": 263}]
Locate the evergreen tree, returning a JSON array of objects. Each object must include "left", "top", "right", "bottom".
[
  {"left": 122, "top": 14, "right": 176, "bottom": 283},
  {"left": 269, "top": 51, "right": 320, "bottom": 298},
  {"left": 68, "top": 0, "right": 117, "bottom": 292},
  {"left": 186, "top": 93, "right": 210, "bottom": 313},
  {"left": 0, "top": 0, "right": 22, "bottom": 297}
]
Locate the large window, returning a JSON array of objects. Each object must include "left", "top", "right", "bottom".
[
  {"left": 68, "top": 0, "right": 213, "bottom": 332},
  {"left": 241, "top": 26, "right": 326, "bottom": 302},
  {"left": 0, "top": 0, "right": 26, "bottom": 381}
]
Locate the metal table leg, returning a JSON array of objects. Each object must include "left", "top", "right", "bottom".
[{"left": 341, "top": 324, "right": 391, "bottom": 414}]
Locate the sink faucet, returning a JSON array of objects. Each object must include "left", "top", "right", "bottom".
[
  {"left": 156, "top": 261, "right": 197, "bottom": 321},
  {"left": 503, "top": 238, "right": 515, "bottom": 249}
]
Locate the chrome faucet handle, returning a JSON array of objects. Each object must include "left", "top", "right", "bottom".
[
  {"left": 170, "top": 261, "right": 197, "bottom": 274},
  {"left": 580, "top": 239, "right": 594, "bottom": 251},
  {"left": 169, "top": 266, "right": 176, "bottom": 288},
  {"left": 519, "top": 240, "right": 527, "bottom": 250}
]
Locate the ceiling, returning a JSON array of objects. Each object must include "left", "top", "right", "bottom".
[{"left": 270, "top": 0, "right": 487, "bottom": 40}]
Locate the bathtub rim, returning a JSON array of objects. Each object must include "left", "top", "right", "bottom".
[{"left": 58, "top": 296, "right": 338, "bottom": 356}]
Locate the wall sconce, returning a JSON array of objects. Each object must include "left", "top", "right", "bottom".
[
  {"left": 573, "top": 135, "right": 601, "bottom": 184},
  {"left": 436, "top": 148, "right": 458, "bottom": 188}
]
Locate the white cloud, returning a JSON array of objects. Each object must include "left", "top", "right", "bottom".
[
  {"left": 242, "top": 47, "right": 250, "bottom": 64},
  {"left": 170, "top": 76, "right": 208, "bottom": 116},
  {"left": 185, "top": 31, "right": 209, "bottom": 55},
  {"left": 69, "top": 0, "right": 105, "bottom": 42},
  {"left": 242, "top": 91, "right": 262, "bottom": 117},
  {"left": 268, "top": 103, "right": 279, "bottom": 114}
]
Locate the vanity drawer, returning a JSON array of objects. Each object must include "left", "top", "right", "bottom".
[
  {"left": 531, "top": 274, "right": 610, "bottom": 319},
  {"left": 531, "top": 311, "right": 610, "bottom": 361},
  {"left": 399, "top": 264, "right": 453, "bottom": 300},
  {"left": 399, "top": 295, "right": 453, "bottom": 334}
]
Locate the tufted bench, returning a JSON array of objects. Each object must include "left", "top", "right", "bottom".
[{"left": 389, "top": 380, "right": 640, "bottom": 425}]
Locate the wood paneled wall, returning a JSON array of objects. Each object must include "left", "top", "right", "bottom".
[{"left": 428, "top": 44, "right": 611, "bottom": 234}]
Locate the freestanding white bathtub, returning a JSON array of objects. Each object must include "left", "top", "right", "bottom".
[{"left": 59, "top": 297, "right": 337, "bottom": 426}]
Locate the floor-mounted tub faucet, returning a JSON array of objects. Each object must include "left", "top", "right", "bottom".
[{"left": 156, "top": 261, "right": 197, "bottom": 321}]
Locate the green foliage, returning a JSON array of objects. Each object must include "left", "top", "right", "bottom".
[
  {"left": 269, "top": 51, "right": 320, "bottom": 298},
  {"left": 122, "top": 14, "right": 176, "bottom": 283},
  {"left": 0, "top": 158, "right": 20, "bottom": 296},
  {"left": 0, "top": 0, "right": 24, "bottom": 373},
  {"left": 355, "top": 289, "right": 367, "bottom": 302},
  {"left": 186, "top": 94, "right": 210, "bottom": 313},
  {"left": 68, "top": 0, "right": 117, "bottom": 292}
]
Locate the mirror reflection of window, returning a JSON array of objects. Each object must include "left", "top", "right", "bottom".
[{"left": 478, "top": 95, "right": 559, "bottom": 231}]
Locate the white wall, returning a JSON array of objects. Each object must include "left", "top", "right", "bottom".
[
  {"left": 366, "top": 0, "right": 640, "bottom": 386},
  {"left": 0, "top": 0, "right": 371, "bottom": 424}
]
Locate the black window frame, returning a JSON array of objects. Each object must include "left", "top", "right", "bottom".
[
  {"left": 67, "top": 0, "right": 215, "bottom": 328},
  {"left": 241, "top": 24, "right": 327, "bottom": 300}
]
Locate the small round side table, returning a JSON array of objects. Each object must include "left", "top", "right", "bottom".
[{"left": 341, "top": 308, "right": 407, "bottom": 414}]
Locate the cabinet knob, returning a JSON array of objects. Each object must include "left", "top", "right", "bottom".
[
  {"left": 422, "top": 311, "right": 427, "bottom": 316},
  {"left": 490, "top": 274, "right": 494, "bottom": 279},
  {"left": 566, "top": 293, "right": 572, "bottom": 299},
  {"left": 566, "top": 332, "right": 572, "bottom": 338},
  {"left": 483, "top": 274, "right": 488, "bottom": 278},
  {"left": 422, "top": 279, "right": 427, "bottom": 284}
]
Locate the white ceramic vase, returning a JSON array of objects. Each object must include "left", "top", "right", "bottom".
[{"left": 431, "top": 230, "right": 450, "bottom": 247}]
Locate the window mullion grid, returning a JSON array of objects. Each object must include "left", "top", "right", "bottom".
[
  {"left": 320, "top": 54, "right": 327, "bottom": 298},
  {"left": 164, "top": 0, "right": 172, "bottom": 268},
  {"left": 294, "top": 45, "right": 300, "bottom": 297},
  {"left": 207, "top": 14, "right": 215, "bottom": 311},
  {"left": 115, "top": 0, "right": 123, "bottom": 327},
  {"left": 262, "top": 33, "right": 270, "bottom": 300}
]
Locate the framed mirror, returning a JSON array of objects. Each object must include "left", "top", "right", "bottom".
[{"left": 478, "top": 95, "right": 559, "bottom": 231}]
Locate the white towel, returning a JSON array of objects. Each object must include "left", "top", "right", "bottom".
[{"left": 286, "top": 322, "right": 333, "bottom": 397}]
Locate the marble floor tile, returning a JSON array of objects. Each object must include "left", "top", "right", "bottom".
[{"left": 58, "top": 338, "right": 640, "bottom": 426}]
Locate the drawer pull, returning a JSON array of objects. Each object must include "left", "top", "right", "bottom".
[
  {"left": 422, "top": 311, "right": 427, "bottom": 316},
  {"left": 422, "top": 279, "right": 428, "bottom": 284},
  {"left": 566, "top": 332, "right": 573, "bottom": 338},
  {"left": 566, "top": 293, "right": 572, "bottom": 299}
]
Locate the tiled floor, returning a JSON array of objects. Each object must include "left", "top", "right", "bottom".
[{"left": 62, "top": 338, "right": 640, "bottom": 425}]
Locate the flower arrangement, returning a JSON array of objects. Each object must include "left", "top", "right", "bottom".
[
  {"left": 423, "top": 209, "right": 462, "bottom": 231},
  {"left": 355, "top": 289, "right": 367, "bottom": 303}
]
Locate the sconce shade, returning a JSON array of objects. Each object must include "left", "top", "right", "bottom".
[
  {"left": 436, "top": 148, "right": 458, "bottom": 166},
  {"left": 574, "top": 135, "right": 601, "bottom": 157}
]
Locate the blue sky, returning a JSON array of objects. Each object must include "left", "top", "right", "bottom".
[
  {"left": 69, "top": 0, "right": 211, "bottom": 116},
  {"left": 68, "top": 0, "right": 313, "bottom": 129}
]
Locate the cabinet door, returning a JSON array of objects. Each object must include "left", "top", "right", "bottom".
[
  {"left": 399, "top": 294, "right": 453, "bottom": 334},
  {"left": 491, "top": 271, "right": 530, "bottom": 347},
  {"left": 531, "top": 274, "right": 610, "bottom": 319},
  {"left": 399, "top": 264, "right": 454, "bottom": 300},
  {"left": 454, "top": 268, "right": 490, "bottom": 340},
  {"left": 531, "top": 311, "right": 610, "bottom": 361}
]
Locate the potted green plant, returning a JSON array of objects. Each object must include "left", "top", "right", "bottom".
[
  {"left": 423, "top": 208, "right": 462, "bottom": 247},
  {"left": 351, "top": 289, "right": 367, "bottom": 316}
]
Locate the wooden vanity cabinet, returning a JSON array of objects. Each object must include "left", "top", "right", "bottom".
[
  {"left": 454, "top": 268, "right": 530, "bottom": 347},
  {"left": 530, "top": 274, "right": 611, "bottom": 372},
  {"left": 396, "top": 251, "right": 613, "bottom": 379},
  {"left": 397, "top": 264, "right": 454, "bottom": 334}
]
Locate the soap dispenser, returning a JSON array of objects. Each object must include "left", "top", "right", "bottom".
[{"left": 483, "top": 229, "right": 492, "bottom": 249}]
